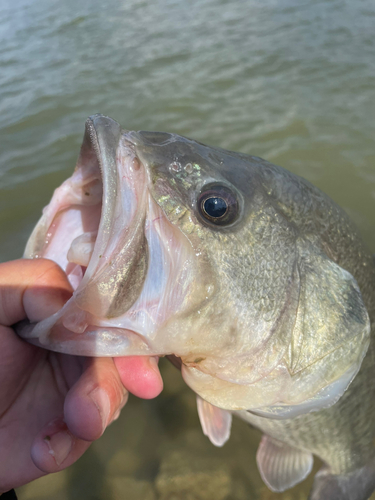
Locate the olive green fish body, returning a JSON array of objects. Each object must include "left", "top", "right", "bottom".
[
  {"left": 234, "top": 164, "right": 375, "bottom": 498},
  {"left": 19, "top": 115, "right": 375, "bottom": 499}
]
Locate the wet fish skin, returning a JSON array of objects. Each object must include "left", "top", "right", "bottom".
[
  {"left": 134, "top": 127, "right": 375, "bottom": 497},
  {"left": 20, "top": 115, "right": 375, "bottom": 499},
  {"left": 135, "top": 125, "right": 370, "bottom": 404}
]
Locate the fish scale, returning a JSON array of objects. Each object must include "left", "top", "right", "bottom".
[{"left": 18, "top": 114, "right": 375, "bottom": 499}]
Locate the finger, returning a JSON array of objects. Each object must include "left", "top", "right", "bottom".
[
  {"left": 0, "top": 258, "right": 72, "bottom": 326},
  {"left": 31, "top": 418, "right": 91, "bottom": 473},
  {"left": 63, "top": 357, "right": 128, "bottom": 442},
  {"left": 114, "top": 356, "right": 163, "bottom": 399}
]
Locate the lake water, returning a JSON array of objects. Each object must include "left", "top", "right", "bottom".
[{"left": 1, "top": 0, "right": 374, "bottom": 498}]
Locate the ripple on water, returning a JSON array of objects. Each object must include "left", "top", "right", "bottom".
[{"left": 1, "top": 1, "right": 375, "bottom": 495}]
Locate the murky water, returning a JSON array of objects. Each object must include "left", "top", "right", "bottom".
[{"left": 1, "top": 0, "right": 375, "bottom": 498}]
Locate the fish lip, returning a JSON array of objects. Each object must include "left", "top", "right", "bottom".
[
  {"left": 73, "top": 116, "right": 153, "bottom": 319},
  {"left": 76, "top": 114, "right": 122, "bottom": 286}
]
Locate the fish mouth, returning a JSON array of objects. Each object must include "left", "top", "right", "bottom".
[{"left": 21, "top": 114, "right": 194, "bottom": 356}]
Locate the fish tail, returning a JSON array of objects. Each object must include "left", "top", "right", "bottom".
[{"left": 309, "top": 461, "right": 375, "bottom": 500}]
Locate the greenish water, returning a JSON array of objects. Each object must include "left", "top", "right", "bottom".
[{"left": 1, "top": 0, "right": 375, "bottom": 498}]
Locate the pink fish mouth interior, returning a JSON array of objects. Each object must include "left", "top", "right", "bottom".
[
  {"left": 22, "top": 117, "right": 194, "bottom": 356},
  {"left": 25, "top": 114, "right": 119, "bottom": 289},
  {"left": 36, "top": 161, "right": 103, "bottom": 290}
]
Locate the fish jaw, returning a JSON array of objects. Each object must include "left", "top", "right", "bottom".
[{"left": 21, "top": 115, "right": 203, "bottom": 356}]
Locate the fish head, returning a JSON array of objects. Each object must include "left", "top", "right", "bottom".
[{"left": 21, "top": 114, "right": 371, "bottom": 417}]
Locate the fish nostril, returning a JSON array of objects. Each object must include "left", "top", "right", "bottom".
[{"left": 138, "top": 131, "right": 174, "bottom": 145}]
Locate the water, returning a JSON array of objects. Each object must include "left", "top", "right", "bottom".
[{"left": 1, "top": 0, "right": 374, "bottom": 498}]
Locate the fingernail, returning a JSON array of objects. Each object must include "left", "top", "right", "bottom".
[
  {"left": 110, "top": 392, "right": 128, "bottom": 425},
  {"left": 112, "top": 408, "right": 121, "bottom": 422},
  {"left": 89, "top": 387, "right": 111, "bottom": 433},
  {"left": 44, "top": 431, "right": 73, "bottom": 466},
  {"left": 120, "top": 390, "right": 129, "bottom": 409},
  {"left": 148, "top": 356, "right": 160, "bottom": 374}
]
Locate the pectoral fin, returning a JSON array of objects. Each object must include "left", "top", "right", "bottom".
[
  {"left": 196, "top": 395, "right": 232, "bottom": 447},
  {"left": 256, "top": 434, "right": 313, "bottom": 492}
]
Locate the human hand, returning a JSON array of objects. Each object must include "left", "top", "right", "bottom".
[{"left": 0, "top": 259, "right": 163, "bottom": 493}]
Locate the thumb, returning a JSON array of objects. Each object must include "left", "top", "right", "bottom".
[{"left": 0, "top": 258, "right": 72, "bottom": 325}]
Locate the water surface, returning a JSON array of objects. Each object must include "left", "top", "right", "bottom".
[{"left": 1, "top": 0, "right": 374, "bottom": 498}]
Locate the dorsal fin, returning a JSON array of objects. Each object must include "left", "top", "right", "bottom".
[
  {"left": 196, "top": 395, "right": 232, "bottom": 447},
  {"left": 256, "top": 434, "right": 313, "bottom": 492}
]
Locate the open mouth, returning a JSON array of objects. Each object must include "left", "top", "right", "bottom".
[
  {"left": 21, "top": 115, "right": 194, "bottom": 356},
  {"left": 26, "top": 116, "right": 148, "bottom": 312},
  {"left": 26, "top": 116, "right": 113, "bottom": 282}
]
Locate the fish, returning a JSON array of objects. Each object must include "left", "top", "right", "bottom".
[{"left": 18, "top": 114, "right": 375, "bottom": 499}]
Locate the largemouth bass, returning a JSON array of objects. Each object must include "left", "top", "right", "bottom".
[{"left": 19, "top": 114, "right": 375, "bottom": 499}]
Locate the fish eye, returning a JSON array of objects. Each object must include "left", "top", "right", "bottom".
[
  {"left": 203, "top": 197, "right": 227, "bottom": 218},
  {"left": 198, "top": 184, "right": 239, "bottom": 226}
]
